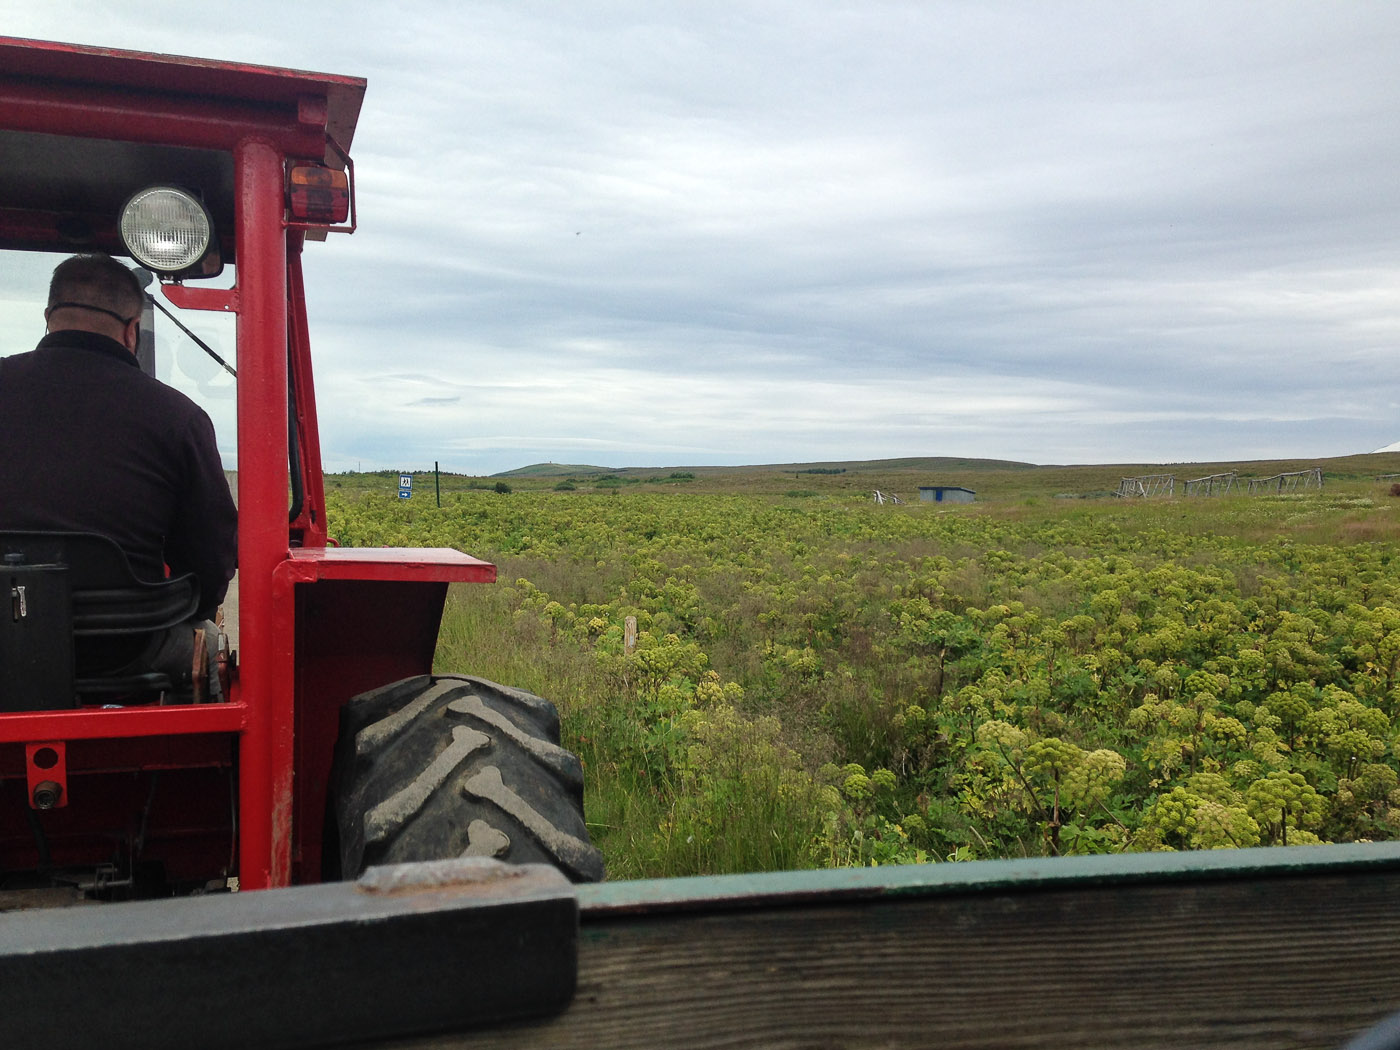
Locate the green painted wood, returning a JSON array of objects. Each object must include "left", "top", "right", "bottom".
[
  {"left": 577, "top": 841, "right": 1400, "bottom": 915},
  {"left": 387, "top": 845, "right": 1400, "bottom": 1050}
]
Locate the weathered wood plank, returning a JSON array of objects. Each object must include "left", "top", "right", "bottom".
[{"left": 387, "top": 845, "right": 1400, "bottom": 1050}]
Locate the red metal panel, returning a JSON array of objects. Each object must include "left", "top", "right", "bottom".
[
  {"left": 283, "top": 547, "right": 497, "bottom": 583},
  {"left": 0, "top": 704, "right": 248, "bottom": 743},
  {"left": 290, "top": 579, "right": 452, "bottom": 883},
  {"left": 233, "top": 136, "right": 292, "bottom": 891},
  {"left": 0, "top": 736, "right": 236, "bottom": 882},
  {"left": 0, "top": 768, "right": 235, "bottom": 882},
  {"left": 161, "top": 286, "right": 239, "bottom": 313},
  {"left": 0, "top": 207, "right": 119, "bottom": 254},
  {"left": 273, "top": 552, "right": 492, "bottom": 880},
  {"left": 0, "top": 80, "right": 327, "bottom": 158}
]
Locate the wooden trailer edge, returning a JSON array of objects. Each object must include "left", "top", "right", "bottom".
[{"left": 395, "top": 842, "right": 1400, "bottom": 1050}]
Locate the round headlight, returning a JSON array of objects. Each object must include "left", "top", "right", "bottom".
[{"left": 119, "top": 186, "right": 213, "bottom": 276}]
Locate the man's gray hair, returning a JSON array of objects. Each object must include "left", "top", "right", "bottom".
[{"left": 47, "top": 253, "right": 144, "bottom": 322}]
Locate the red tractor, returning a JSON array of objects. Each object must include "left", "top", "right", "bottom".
[{"left": 0, "top": 37, "right": 602, "bottom": 904}]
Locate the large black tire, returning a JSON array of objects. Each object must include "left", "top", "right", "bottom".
[{"left": 330, "top": 674, "right": 604, "bottom": 882}]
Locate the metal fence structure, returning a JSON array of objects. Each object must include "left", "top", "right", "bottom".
[
  {"left": 1184, "top": 472, "right": 1238, "bottom": 496},
  {"left": 1115, "top": 474, "right": 1175, "bottom": 498},
  {"left": 1116, "top": 468, "right": 1327, "bottom": 499},
  {"left": 1246, "top": 467, "right": 1324, "bottom": 494}
]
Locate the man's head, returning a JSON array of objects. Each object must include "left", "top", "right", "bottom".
[{"left": 45, "top": 253, "right": 145, "bottom": 353}]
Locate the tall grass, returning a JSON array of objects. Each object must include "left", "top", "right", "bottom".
[
  {"left": 326, "top": 465, "right": 1400, "bottom": 877},
  {"left": 433, "top": 580, "right": 836, "bottom": 877}
]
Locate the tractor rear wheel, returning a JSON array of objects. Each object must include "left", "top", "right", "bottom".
[{"left": 330, "top": 674, "right": 604, "bottom": 882}]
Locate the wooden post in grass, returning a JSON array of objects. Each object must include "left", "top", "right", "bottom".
[{"left": 622, "top": 616, "right": 638, "bottom": 692}]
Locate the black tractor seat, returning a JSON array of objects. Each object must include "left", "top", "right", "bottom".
[{"left": 0, "top": 531, "right": 200, "bottom": 710}]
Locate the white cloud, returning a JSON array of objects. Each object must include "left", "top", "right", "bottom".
[{"left": 5, "top": 2, "right": 1400, "bottom": 471}]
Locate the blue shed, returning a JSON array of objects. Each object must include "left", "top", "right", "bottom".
[{"left": 918, "top": 486, "right": 975, "bottom": 504}]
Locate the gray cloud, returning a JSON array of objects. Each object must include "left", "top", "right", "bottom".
[{"left": 6, "top": 2, "right": 1400, "bottom": 472}]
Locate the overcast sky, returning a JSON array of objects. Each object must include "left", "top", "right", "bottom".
[{"left": 4, "top": 2, "right": 1399, "bottom": 474}]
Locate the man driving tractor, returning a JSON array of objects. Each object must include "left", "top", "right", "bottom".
[{"left": 0, "top": 252, "right": 237, "bottom": 697}]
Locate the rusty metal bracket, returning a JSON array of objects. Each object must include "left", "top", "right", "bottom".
[
  {"left": 24, "top": 741, "right": 67, "bottom": 810},
  {"left": 0, "top": 858, "right": 578, "bottom": 1050}
]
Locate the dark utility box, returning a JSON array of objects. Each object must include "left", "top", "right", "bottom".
[{"left": 0, "top": 562, "right": 76, "bottom": 711}]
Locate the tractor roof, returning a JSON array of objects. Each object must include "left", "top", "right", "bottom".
[
  {"left": 0, "top": 37, "right": 367, "bottom": 255},
  {"left": 0, "top": 37, "right": 365, "bottom": 152}
]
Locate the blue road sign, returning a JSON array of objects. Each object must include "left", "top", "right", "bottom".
[{"left": 399, "top": 474, "right": 413, "bottom": 500}]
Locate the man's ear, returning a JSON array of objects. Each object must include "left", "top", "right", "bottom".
[{"left": 124, "top": 317, "right": 141, "bottom": 353}]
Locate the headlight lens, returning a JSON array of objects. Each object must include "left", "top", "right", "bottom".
[{"left": 119, "top": 186, "right": 213, "bottom": 275}]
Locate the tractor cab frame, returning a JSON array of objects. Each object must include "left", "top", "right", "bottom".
[{"left": 0, "top": 37, "right": 492, "bottom": 894}]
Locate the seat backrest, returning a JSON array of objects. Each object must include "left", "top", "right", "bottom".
[
  {"left": 0, "top": 531, "right": 199, "bottom": 634},
  {"left": 0, "top": 532, "right": 200, "bottom": 708}
]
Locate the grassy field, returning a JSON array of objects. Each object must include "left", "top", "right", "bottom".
[{"left": 326, "top": 453, "right": 1400, "bottom": 878}]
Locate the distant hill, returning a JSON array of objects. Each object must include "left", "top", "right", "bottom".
[
  {"left": 759, "top": 456, "right": 1038, "bottom": 473},
  {"left": 322, "top": 450, "right": 1400, "bottom": 504},
  {"left": 493, "top": 462, "right": 618, "bottom": 477},
  {"left": 495, "top": 456, "right": 1037, "bottom": 478}
]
